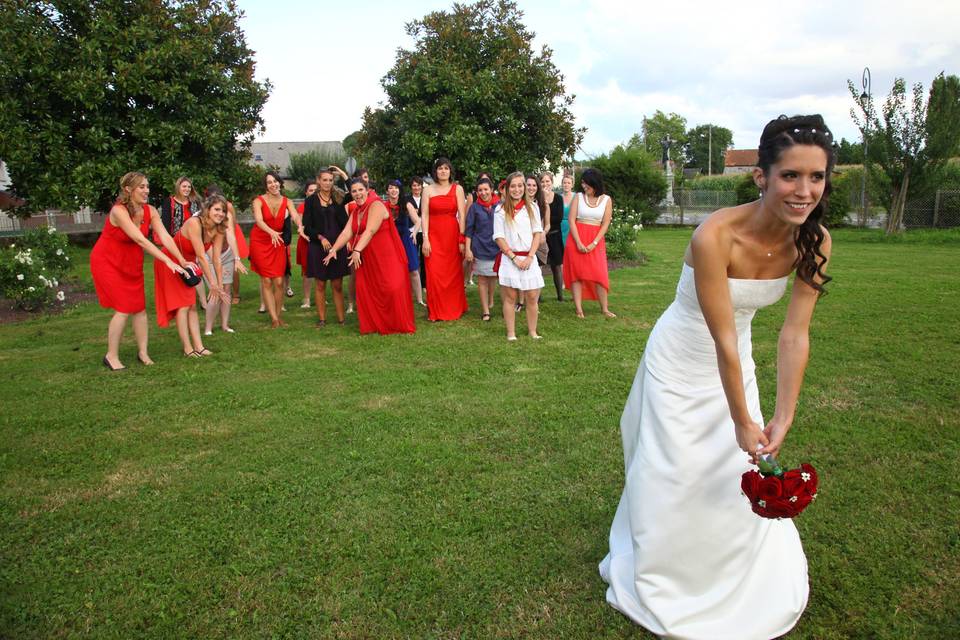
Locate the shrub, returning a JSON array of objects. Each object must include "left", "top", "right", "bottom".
[
  {"left": 581, "top": 145, "right": 667, "bottom": 224},
  {"left": 288, "top": 149, "right": 348, "bottom": 190},
  {"left": 605, "top": 206, "right": 644, "bottom": 260},
  {"left": 735, "top": 174, "right": 758, "bottom": 204},
  {"left": 0, "top": 227, "right": 71, "bottom": 310},
  {"left": 686, "top": 173, "right": 746, "bottom": 192}
]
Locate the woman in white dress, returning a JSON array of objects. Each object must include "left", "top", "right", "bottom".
[
  {"left": 600, "top": 114, "right": 835, "bottom": 640},
  {"left": 493, "top": 171, "right": 545, "bottom": 341}
]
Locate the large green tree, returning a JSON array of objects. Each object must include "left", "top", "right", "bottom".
[
  {"left": 684, "top": 124, "right": 733, "bottom": 176},
  {"left": 356, "top": 0, "right": 583, "bottom": 182},
  {"left": 632, "top": 111, "right": 688, "bottom": 166},
  {"left": 0, "top": 0, "right": 270, "bottom": 215},
  {"left": 585, "top": 145, "right": 666, "bottom": 224},
  {"left": 849, "top": 73, "right": 960, "bottom": 233}
]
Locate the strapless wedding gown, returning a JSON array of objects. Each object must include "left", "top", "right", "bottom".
[{"left": 599, "top": 263, "right": 808, "bottom": 640}]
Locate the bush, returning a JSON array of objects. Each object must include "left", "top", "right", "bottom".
[
  {"left": 582, "top": 145, "right": 667, "bottom": 224},
  {"left": 735, "top": 174, "right": 758, "bottom": 204},
  {"left": 288, "top": 149, "right": 348, "bottom": 191},
  {"left": 605, "top": 206, "right": 644, "bottom": 260},
  {"left": 686, "top": 173, "right": 747, "bottom": 191},
  {"left": 0, "top": 227, "right": 71, "bottom": 310}
]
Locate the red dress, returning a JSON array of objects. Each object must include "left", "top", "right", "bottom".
[
  {"left": 425, "top": 184, "right": 467, "bottom": 321},
  {"left": 249, "top": 196, "right": 288, "bottom": 277},
  {"left": 90, "top": 204, "right": 152, "bottom": 314},
  {"left": 153, "top": 227, "right": 210, "bottom": 327},
  {"left": 562, "top": 223, "right": 610, "bottom": 300},
  {"left": 231, "top": 202, "right": 249, "bottom": 259},
  {"left": 296, "top": 201, "right": 309, "bottom": 275},
  {"left": 352, "top": 198, "right": 416, "bottom": 335}
]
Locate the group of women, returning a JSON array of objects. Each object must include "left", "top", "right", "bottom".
[{"left": 89, "top": 113, "right": 836, "bottom": 639}]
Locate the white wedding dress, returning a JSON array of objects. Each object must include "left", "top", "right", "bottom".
[{"left": 599, "top": 263, "right": 808, "bottom": 640}]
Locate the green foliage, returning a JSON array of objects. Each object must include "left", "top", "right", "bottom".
[
  {"left": 0, "top": 0, "right": 270, "bottom": 216},
  {"left": 687, "top": 173, "right": 747, "bottom": 192},
  {"left": 735, "top": 173, "right": 758, "bottom": 204},
  {"left": 636, "top": 111, "right": 688, "bottom": 166},
  {"left": 287, "top": 149, "right": 348, "bottom": 190},
  {"left": 835, "top": 137, "right": 864, "bottom": 165},
  {"left": 341, "top": 131, "right": 361, "bottom": 158},
  {"left": 685, "top": 124, "right": 733, "bottom": 175},
  {"left": 824, "top": 169, "right": 854, "bottom": 226},
  {"left": 0, "top": 227, "right": 71, "bottom": 309},
  {"left": 849, "top": 73, "right": 960, "bottom": 232},
  {"left": 604, "top": 206, "right": 644, "bottom": 260},
  {"left": 581, "top": 145, "right": 666, "bottom": 224},
  {"left": 357, "top": 0, "right": 583, "bottom": 183}
]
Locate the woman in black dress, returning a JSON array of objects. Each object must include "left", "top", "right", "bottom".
[
  {"left": 302, "top": 168, "right": 350, "bottom": 326},
  {"left": 541, "top": 171, "right": 565, "bottom": 301}
]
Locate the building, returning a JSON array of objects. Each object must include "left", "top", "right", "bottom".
[
  {"left": 723, "top": 149, "right": 759, "bottom": 175},
  {"left": 250, "top": 141, "right": 345, "bottom": 192}
]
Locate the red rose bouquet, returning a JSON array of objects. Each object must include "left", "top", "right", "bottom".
[{"left": 741, "top": 454, "right": 818, "bottom": 519}]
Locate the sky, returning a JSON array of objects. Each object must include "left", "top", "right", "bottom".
[{"left": 238, "top": 0, "right": 960, "bottom": 157}]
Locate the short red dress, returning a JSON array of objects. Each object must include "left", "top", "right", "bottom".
[
  {"left": 424, "top": 184, "right": 467, "bottom": 321},
  {"left": 249, "top": 195, "right": 288, "bottom": 278},
  {"left": 90, "top": 204, "right": 152, "bottom": 314},
  {"left": 353, "top": 198, "right": 416, "bottom": 335},
  {"left": 154, "top": 227, "right": 210, "bottom": 327},
  {"left": 296, "top": 200, "right": 309, "bottom": 275}
]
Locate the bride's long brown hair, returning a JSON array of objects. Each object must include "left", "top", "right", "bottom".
[{"left": 757, "top": 114, "right": 834, "bottom": 295}]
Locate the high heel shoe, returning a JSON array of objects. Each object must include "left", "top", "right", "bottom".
[{"left": 102, "top": 356, "right": 126, "bottom": 371}]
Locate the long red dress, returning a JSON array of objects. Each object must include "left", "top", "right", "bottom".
[
  {"left": 352, "top": 197, "right": 416, "bottom": 335},
  {"left": 154, "top": 227, "right": 210, "bottom": 327},
  {"left": 562, "top": 223, "right": 610, "bottom": 300},
  {"left": 296, "top": 201, "right": 309, "bottom": 275},
  {"left": 249, "top": 195, "right": 288, "bottom": 277},
  {"left": 90, "top": 204, "right": 152, "bottom": 314},
  {"left": 425, "top": 184, "right": 467, "bottom": 321}
]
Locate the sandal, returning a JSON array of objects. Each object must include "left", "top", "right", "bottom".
[
  {"left": 481, "top": 313, "right": 491, "bottom": 322},
  {"left": 184, "top": 350, "right": 201, "bottom": 358},
  {"left": 196, "top": 348, "right": 213, "bottom": 357},
  {"left": 316, "top": 319, "right": 326, "bottom": 328}
]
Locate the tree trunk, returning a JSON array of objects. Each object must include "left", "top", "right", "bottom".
[{"left": 884, "top": 171, "right": 911, "bottom": 234}]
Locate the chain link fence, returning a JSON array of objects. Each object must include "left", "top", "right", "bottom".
[{"left": 902, "top": 190, "right": 960, "bottom": 228}]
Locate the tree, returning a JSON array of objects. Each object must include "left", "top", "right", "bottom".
[
  {"left": 637, "top": 111, "right": 688, "bottom": 166},
  {"left": 356, "top": 0, "right": 583, "bottom": 182},
  {"left": 287, "top": 148, "right": 347, "bottom": 190},
  {"left": 835, "top": 138, "right": 864, "bottom": 165},
  {"left": 684, "top": 124, "right": 733, "bottom": 176},
  {"left": 0, "top": 0, "right": 270, "bottom": 215},
  {"left": 849, "top": 73, "right": 960, "bottom": 233},
  {"left": 585, "top": 145, "right": 666, "bottom": 224}
]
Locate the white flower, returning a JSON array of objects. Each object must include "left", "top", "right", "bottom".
[
  {"left": 16, "top": 273, "right": 24, "bottom": 281},
  {"left": 65, "top": 256, "right": 70, "bottom": 261},
  {"left": 56, "top": 249, "right": 63, "bottom": 256},
  {"left": 56, "top": 290, "right": 65, "bottom": 301},
  {"left": 758, "top": 499, "right": 766, "bottom": 508},
  {"left": 27, "top": 286, "right": 35, "bottom": 291},
  {"left": 801, "top": 472, "right": 811, "bottom": 482},
  {"left": 52, "top": 278, "right": 58, "bottom": 286},
  {"left": 48, "top": 226, "right": 56, "bottom": 234}
]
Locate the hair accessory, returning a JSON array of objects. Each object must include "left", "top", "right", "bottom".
[{"left": 794, "top": 128, "right": 800, "bottom": 133}]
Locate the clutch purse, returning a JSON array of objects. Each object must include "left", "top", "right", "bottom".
[{"left": 179, "top": 264, "right": 202, "bottom": 287}]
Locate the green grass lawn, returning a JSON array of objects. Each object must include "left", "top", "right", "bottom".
[{"left": 1, "top": 228, "right": 958, "bottom": 639}]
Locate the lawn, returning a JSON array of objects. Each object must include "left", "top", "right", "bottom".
[{"left": 1, "top": 228, "right": 958, "bottom": 639}]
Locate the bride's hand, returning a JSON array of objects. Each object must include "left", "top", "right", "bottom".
[
  {"left": 760, "top": 418, "right": 790, "bottom": 458},
  {"left": 735, "top": 421, "right": 769, "bottom": 464}
]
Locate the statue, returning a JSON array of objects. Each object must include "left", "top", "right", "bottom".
[{"left": 660, "top": 135, "right": 672, "bottom": 165}]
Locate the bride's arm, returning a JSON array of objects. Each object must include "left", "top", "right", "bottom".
[
  {"left": 763, "top": 229, "right": 832, "bottom": 457},
  {"left": 690, "top": 220, "right": 768, "bottom": 462}
]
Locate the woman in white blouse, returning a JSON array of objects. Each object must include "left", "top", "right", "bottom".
[{"left": 493, "top": 172, "right": 545, "bottom": 341}]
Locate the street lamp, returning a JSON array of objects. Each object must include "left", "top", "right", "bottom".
[
  {"left": 859, "top": 66, "right": 871, "bottom": 226},
  {"left": 698, "top": 125, "right": 713, "bottom": 175}
]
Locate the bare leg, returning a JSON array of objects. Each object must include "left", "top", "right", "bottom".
[
  {"left": 258, "top": 278, "right": 266, "bottom": 312},
  {"left": 571, "top": 281, "right": 584, "bottom": 317},
  {"left": 410, "top": 271, "right": 423, "bottom": 304},
  {"left": 524, "top": 289, "right": 541, "bottom": 337},
  {"left": 331, "top": 278, "right": 345, "bottom": 323},
  {"left": 551, "top": 265, "right": 564, "bottom": 301},
  {"left": 131, "top": 311, "right": 153, "bottom": 364},
  {"left": 597, "top": 286, "right": 616, "bottom": 317},
  {"left": 501, "top": 286, "right": 518, "bottom": 339},
  {"left": 175, "top": 307, "right": 193, "bottom": 354},
  {"left": 219, "top": 297, "right": 233, "bottom": 331},
  {"left": 105, "top": 311, "right": 129, "bottom": 368},
  {"left": 271, "top": 277, "right": 285, "bottom": 326},
  {"left": 347, "top": 269, "right": 356, "bottom": 312},
  {"left": 232, "top": 275, "right": 240, "bottom": 303},
  {"left": 204, "top": 294, "right": 219, "bottom": 334},
  {"left": 195, "top": 280, "right": 207, "bottom": 313},
  {"left": 478, "top": 277, "right": 490, "bottom": 316},
  {"left": 485, "top": 277, "right": 496, "bottom": 308},
  {"left": 302, "top": 276, "right": 313, "bottom": 307},
  {"left": 262, "top": 276, "right": 279, "bottom": 326},
  {"left": 315, "top": 279, "right": 327, "bottom": 323},
  {"left": 187, "top": 306, "right": 208, "bottom": 353}
]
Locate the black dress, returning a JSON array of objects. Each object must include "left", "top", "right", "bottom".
[
  {"left": 302, "top": 192, "right": 350, "bottom": 280},
  {"left": 545, "top": 195, "right": 565, "bottom": 266}
]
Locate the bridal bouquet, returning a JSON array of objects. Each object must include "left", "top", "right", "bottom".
[{"left": 741, "top": 455, "right": 818, "bottom": 519}]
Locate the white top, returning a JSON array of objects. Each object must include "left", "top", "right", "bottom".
[
  {"left": 576, "top": 193, "right": 609, "bottom": 223},
  {"left": 493, "top": 202, "right": 543, "bottom": 252}
]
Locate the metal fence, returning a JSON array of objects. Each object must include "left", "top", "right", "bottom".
[
  {"left": 902, "top": 190, "right": 960, "bottom": 228},
  {"left": 673, "top": 190, "right": 738, "bottom": 209}
]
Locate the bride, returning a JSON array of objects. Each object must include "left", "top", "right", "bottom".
[{"left": 599, "top": 115, "right": 835, "bottom": 639}]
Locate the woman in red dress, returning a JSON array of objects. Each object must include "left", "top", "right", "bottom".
[
  {"left": 421, "top": 157, "right": 468, "bottom": 321},
  {"left": 154, "top": 195, "right": 230, "bottom": 356},
  {"left": 90, "top": 172, "right": 187, "bottom": 370},
  {"left": 563, "top": 168, "right": 616, "bottom": 318},
  {"left": 323, "top": 180, "right": 415, "bottom": 335},
  {"left": 296, "top": 180, "right": 318, "bottom": 308},
  {"left": 250, "top": 171, "right": 299, "bottom": 328}
]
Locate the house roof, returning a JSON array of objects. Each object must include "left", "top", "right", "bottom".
[
  {"left": 250, "top": 141, "right": 345, "bottom": 176},
  {"left": 724, "top": 149, "right": 758, "bottom": 167}
]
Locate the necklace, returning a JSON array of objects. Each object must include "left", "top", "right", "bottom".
[{"left": 584, "top": 193, "right": 600, "bottom": 208}]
